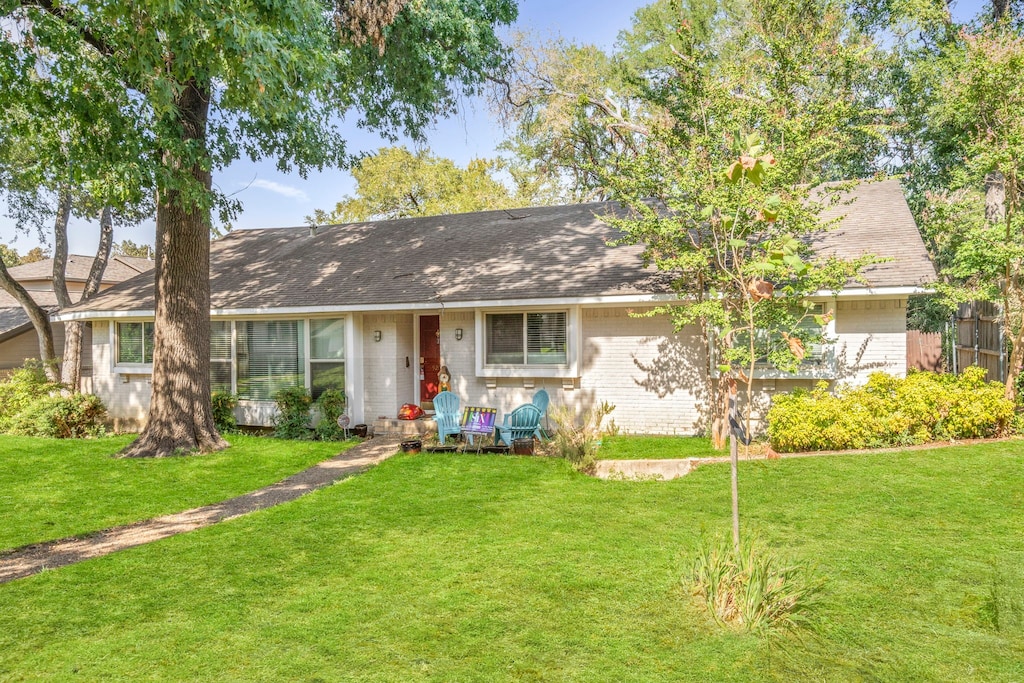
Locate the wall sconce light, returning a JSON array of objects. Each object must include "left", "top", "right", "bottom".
[
  {"left": 455, "top": 328, "right": 464, "bottom": 341},
  {"left": 373, "top": 330, "right": 382, "bottom": 342}
]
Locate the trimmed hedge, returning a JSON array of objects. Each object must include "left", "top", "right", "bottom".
[{"left": 767, "top": 368, "right": 1014, "bottom": 452}]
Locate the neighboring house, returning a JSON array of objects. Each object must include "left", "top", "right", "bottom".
[
  {"left": 57, "top": 180, "right": 935, "bottom": 433},
  {"left": 0, "top": 255, "right": 154, "bottom": 388}
]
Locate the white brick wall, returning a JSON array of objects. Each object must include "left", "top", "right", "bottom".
[
  {"left": 90, "top": 321, "right": 152, "bottom": 431},
  {"left": 580, "top": 308, "right": 708, "bottom": 434},
  {"left": 362, "top": 313, "right": 415, "bottom": 420},
  {"left": 833, "top": 298, "right": 907, "bottom": 382},
  {"left": 86, "top": 297, "right": 909, "bottom": 435}
]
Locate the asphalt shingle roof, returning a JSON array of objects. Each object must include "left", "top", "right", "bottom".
[
  {"left": 64, "top": 179, "right": 936, "bottom": 315},
  {"left": 6, "top": 255, "right": 153, "bottom": 283}
]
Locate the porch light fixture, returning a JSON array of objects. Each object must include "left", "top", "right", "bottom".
[
  {"left": 455, "top": 328, "right": 463, "bottom": 341},
  {"left": 374, "top": 330, "right": 382, "bottom": 342}
]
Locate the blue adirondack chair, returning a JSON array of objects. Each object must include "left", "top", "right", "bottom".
[
  {"left": 431, "top": 391, "right": 461, "bottom": 445},
  {"left": 531, "top": 388, "right": 550, "bottom": 441},
  {"left": 494, "top": 403, "right": 543, "bottom": 447}
]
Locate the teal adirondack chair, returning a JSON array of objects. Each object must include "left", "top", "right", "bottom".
[
  {"left": 431, "top": 391, "right": 461, "bottom": 445},
  {"left": 531, "top": 388, "right": 550, "bottom": 441},
  {"left": 494, "top": 404, "right": 543, "bottom": 447}
]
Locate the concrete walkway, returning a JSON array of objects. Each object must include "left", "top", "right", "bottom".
[{"left": 0, "top": 436, "right": 401, "bottom": 585}]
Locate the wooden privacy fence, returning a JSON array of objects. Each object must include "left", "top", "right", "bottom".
[
  {"left": 954, "top": 301, "right": 1005, "bottom": 382},
  {"left": 907, "top": 330, "right": 942, "bottom": 372}
]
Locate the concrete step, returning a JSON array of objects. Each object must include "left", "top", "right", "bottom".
[{"left": 372, "top": 418, "right": 438, "bottom": 438}]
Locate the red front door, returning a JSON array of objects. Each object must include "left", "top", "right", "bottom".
[{"left": 419, "top": 315, "right": 441, "bottom": 405}]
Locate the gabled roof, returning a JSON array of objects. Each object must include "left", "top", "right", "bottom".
[
  {"left": 61, "top": 179, "right": 935, "bottom": 317},
  {"left": 6, "top": 255, "right": 153, "bottom": 284}
]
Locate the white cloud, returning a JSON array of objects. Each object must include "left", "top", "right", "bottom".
[{"left": 249, "top": 179, "right": 309, "bottom": 202}]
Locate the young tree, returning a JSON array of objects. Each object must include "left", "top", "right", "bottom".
[
  {"left": 309, "top": 146, "right": 514, "bottom": 223},
  {"left": 3, "top": 0, "right": 516, "bottom": 457},
  {"left": 600, "top": 0, "right": 880, "bottom": 549}
]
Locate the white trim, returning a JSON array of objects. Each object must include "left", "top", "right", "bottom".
[{"left": 53, "top": 285, "right": 933, "bottom": 323}]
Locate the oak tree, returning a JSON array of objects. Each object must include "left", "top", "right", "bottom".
[{"left": 2, "top": 0, "right": 516, "bottom": 456}]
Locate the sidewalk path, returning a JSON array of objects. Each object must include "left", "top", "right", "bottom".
[{"left": 0, "top": 437, "right": 401, "bottom": 585}]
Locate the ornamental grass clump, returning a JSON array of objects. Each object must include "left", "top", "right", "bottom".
[
  {"left": 767, "top": 368, "right": 1013, "bottom": 452},
  {"left": 551, "top": 401, "right": 617, "bottom": 472},
  {"left": 690, "top": 534, "right": 822, "bottom": 634}
]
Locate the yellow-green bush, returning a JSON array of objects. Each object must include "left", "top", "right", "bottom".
[{"left": 767, "top": 368, "right": 1013, "bottom": 452}]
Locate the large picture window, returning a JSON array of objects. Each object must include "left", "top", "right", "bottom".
[
  {"left": 485, "top": 311, "right": 567, "bottom": 366},
  {"left": 117, "top": 322, "right": 154, "bottom": 364},
  {"left": 236, "top": 320, "right": 304, "bottom": 401}
]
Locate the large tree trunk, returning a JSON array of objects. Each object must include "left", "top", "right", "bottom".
[
  {"left": 0, "top": 261, "right": 58, "bottom": 381},
  {"left": 119, "top": 81, "right": 227, "bottom": 458}
]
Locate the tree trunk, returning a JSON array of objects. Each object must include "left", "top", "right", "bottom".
[
  {"left": 57, "top": 205, "right": 114, "bottom": 391},
  {"left": 0, "top": 261, "right": 58, "bottom": 381},
  {"left": 119, "top": 81, "right": 227, "bottom": 458},
  {"left": 50, "top": 188, "right": 80, "bottom": 390}
]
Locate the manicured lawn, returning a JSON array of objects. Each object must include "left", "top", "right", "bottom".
[
  {"left": 0, "top": 434, "right": 354, "bottom": 552},
  {"left": 596, "top": 434, "right": 718, "bottom": 459},
  {"left": 1, "top": 441, "right": 1023, "bottom": 680}
]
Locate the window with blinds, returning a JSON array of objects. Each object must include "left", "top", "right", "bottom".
[
  {"left": 210, "top": 320, "right": 233, "bottom": 393},
  {"left": 117, "top": 322, "right": 154, "bottom": 364},
  {"left": 527, "top": 312, "right": 567, "bottom": 364},
  {"left": 485, "top": 311, "right": 567, "bottom": 366},
  {"left": 236, "top": 320, "right": 304, "bottom": 401},
  {"left": 310, "top": 318, "right": 345, "bottom": 399}
]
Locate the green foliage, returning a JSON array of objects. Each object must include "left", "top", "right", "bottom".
[
  {"left": 767, "top": 368, "right": 1015, "bottom": 452},
  {"left": 0, "top": 363, "right": 60, "bottom": 432},
  {"left": 691, "top": 533, "right": 822, "bottom": 633},
  {"left": 7, "top": 394, "right": 107, "bottom": 439},
  {"left": 210, "top": 392, "right": 238, "bottom": 434},
  {"left": 273, "top": 386, "right": 313, "bottom": 440},
  {"left": 313, "top": 389, "right": 348, "bottom": 442},
  {"left": 550, "top": 401, "right": 617, "bottom": 472},
  {"left": 0, "top": 244, "right": 20, "bottom": 267},
  {"left": 0, "top": 362, "right": 107, "bottom": 438},
  {"left": 113, "top": 240, "right": 155, "bottom": 260},
  {"left": 309, "top": 146, "right": 514, "bottom": 223}
]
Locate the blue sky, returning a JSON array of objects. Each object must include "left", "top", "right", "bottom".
[{"left": 0, "top": 0, "right": 992, "bottom": 256}]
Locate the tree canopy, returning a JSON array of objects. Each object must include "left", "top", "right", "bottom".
[
  {"left": 1, "top": 0, "right": 517, "bottom": 456},
  {"left": 310, "top": 146, "right": 515, "bottom": 223}
]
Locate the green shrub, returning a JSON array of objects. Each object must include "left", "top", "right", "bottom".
[
  {"left": 313, "top": 389, "right": 348, "bottom": 441},
  {"left": 273, "top": 386, "right": 313, "bottom": 440},
  {"left": 767, "top": 368, "right": 1014, "bottom": 452},
  {"left": 690, "top": 534, "right": 821, "bottom": 633},
  {"left": 551, "top": 401, "right": 617, "bottom": 473},
  {"left": 210, "top": 391, "right": 238, "bottom": 433},
  {"left": 7, "top": 393, "right": 107, "bottom": 438},
  {"left": 0, "top": 362, "right": 63, "bottom": 432}
]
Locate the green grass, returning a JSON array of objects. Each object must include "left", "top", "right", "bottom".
[
  {"left": 0, "top": 434, "right": 353, "bottom": 552},
  {"left": 596, "top": 434, "right": 718, "bottom": 459},
  {"left": 1, "top": 441, "right": 1023, "bottom": 680}
]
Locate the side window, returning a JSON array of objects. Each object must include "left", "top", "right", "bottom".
[{"left": 117, "top": 322, "right": 154, "bottom": 364}]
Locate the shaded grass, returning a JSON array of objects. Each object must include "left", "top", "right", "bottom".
[
  {"left": 0, "top": 442, "right": 1022, "bottom": 680},
  {"left": 596, "top": 434, "right": 718, "bottom": 459},
  {"left": 0, "top": 434, "right": 353, "bottom": 551}
]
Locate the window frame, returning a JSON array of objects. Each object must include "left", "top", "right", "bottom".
[
  {"left": 113, "top": 320, "right": 155, "bottom": 371},
  {"left": 712, "top": 301, "right": 837, "bottom": 380},
  {"left": 475, "top": 307, "right": 579, "bottom": 379},
  {"left": 111, "top": 316, "right": 349, "bottom": 399}
]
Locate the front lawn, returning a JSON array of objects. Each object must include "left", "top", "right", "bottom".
[
  {"left": 1, "top": 441, "right": 1022, "bottom": 680},
  {"left": 596, "top": 434, "right": 718, "bottom": 459},
  {"left": 0, "top": 434, "right": 354, "bottom": 552}
]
